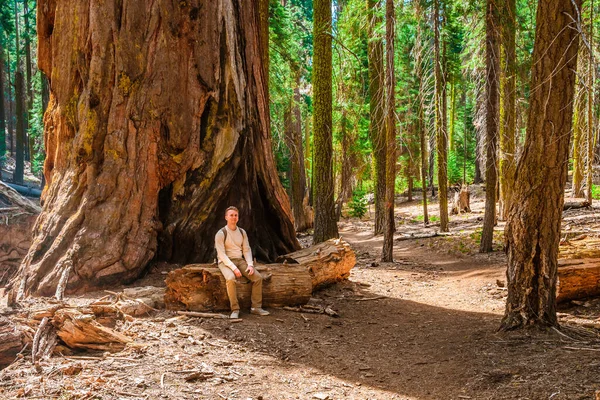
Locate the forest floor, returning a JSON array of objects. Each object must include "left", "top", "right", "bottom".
[{"left": 2, "top": 187, "right": 600, "bottom": 399}]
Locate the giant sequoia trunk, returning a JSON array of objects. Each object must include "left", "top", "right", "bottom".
[
  {"left": 13, "top": 0, "right": 299, "bottom": 297},
  {"left": 501, "top": 0, "right": 581, "bottom": 330}
]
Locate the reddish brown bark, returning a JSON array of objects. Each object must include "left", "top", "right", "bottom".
[
  {"left": 501, "top": 0, "right": 581, "bottom": 330},
  {"left": 13, "top": 0, "right": 299, "bottom": 297}
]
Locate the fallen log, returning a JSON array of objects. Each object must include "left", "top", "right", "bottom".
[
  {"left": 557, "top": 237, "right": 600, "bottom": 302},
  {"left": 165, "top": 239, "right": 356, "bottom": 311},
  {"left": 557, "top": 259, "right": 600, "bottom": 303},
  {"left": 280, "top": 238, "right": 356, "bottom": 290},
  {"left": 563, "top": 200, "right": 591, "bottom": 210},
  {"left": 0, "top": 317, "right": 23, "bottom": 370},
  {"left": 165, "top": 264, "right": 312, "bottom": 311}
]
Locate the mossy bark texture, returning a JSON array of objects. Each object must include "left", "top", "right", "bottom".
[
  {"left": 15, "top": 0, "right": 299, "bottom": 297},
  {"left": 501, "top": 0, "right": 581, "bottom": 330}
]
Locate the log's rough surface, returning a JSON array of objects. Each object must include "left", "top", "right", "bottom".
[
  {"left": 282, "top": 239, "right": 356, "bottom": 290},
  {"left": 165, "top": 264, "right": 312, "bottom": 311},
  {"left": 557, "top": 260, "right": 600, "bottom": 303},
  {"left": 165, "top": 239, "right": 356, "bottom": 311},
  {"left": 0, "top": 316, "right": 23, "bottom": 369},
  {"left": 557, "top": 238, "right": 600, "bottom": 302}
]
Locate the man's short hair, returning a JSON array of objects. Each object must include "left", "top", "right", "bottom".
[{"left": 225, "top": 206, "right": 239, "bottom": 216}]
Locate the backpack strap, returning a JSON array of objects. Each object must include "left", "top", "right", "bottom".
[{"left": 221, "top": 227, "right": 228, "bottom": 242}]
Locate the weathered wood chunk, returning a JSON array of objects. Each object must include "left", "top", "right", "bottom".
[{"left": 52, "top": 308, "right": 132, "bottom": 352}]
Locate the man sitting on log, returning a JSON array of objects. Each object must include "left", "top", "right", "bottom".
[{"left": 215, "top": 206, "right": 270, "bottom": 319}]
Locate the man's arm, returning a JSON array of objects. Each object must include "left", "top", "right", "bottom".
[
  {"left": 215, "top": 231, "right": 239, "bottom": 273},
  {"left": 241, "top": 229, "right": 254, "bottom": 267}
]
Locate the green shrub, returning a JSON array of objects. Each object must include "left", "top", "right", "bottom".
[
  {"left": 348, "top": 188, "right": 368, "bottom": 218},
  {"left": 592, "top": 184, "right": 600, "bottom": 200}
]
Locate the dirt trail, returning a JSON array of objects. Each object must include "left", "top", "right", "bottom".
[{"left": 1, "top": 193, "right": 600, "bottom": 399}]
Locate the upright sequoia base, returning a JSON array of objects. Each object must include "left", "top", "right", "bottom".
[
  {"left": 165, "top": 239, "right": 356, "bottom": 311},
  {"left": 15, "top": 0, "right": 299, "bottom": 297}
]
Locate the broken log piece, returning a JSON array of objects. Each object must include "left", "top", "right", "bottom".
[
  {"left": 557, "top": 259, "right": 600, "bottom": 303},
  {"left": 165, "top": 264, "right": 311, "bottom": 311},
  {"left": 563, "top": 200, "right": 591, "bottom": 210},
  {"left": 282, "top": 239, "right": 356, "bottom": 290},
  {"left": 52, "top": 308, "right": 132, "bottom": 352},
  {"left": 0, "top": 316, "right": 23, "bottom": 370}
]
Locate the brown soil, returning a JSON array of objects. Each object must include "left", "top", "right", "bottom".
[{"left": 2, "top": 188, "right": 600, "bottom": 399}]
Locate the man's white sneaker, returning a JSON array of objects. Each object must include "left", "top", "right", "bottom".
[
  {"left": 230, "top": 310, "right": 240, "bottom": 319},
  {"left": 250, "top": 308, "right": 270, "bottom": 316}
]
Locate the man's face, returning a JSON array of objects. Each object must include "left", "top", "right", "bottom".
[{"left": 225, "top": 210, "right": 239, "bottom": 225}]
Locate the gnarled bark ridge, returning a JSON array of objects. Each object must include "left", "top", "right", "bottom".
[{"left": 16, "top": 0, "right": 299, "bottom": 297}]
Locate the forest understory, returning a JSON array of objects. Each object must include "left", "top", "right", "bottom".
[{"left": 1, "top": 188, "right": 600, "bottom": 400}]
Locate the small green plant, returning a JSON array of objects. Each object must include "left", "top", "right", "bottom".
[
  {"left": 414, "top": 214, "right": 439, "bottom": 223},
  {"left": 592, "top": 184, "right": 600, "bottom": 200},
  {"left": 348, "top": 188, "right": 368, "bottom": 218}
]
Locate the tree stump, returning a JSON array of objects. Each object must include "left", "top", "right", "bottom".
[
  {"left": 451, "top": 185, "right": 471, "bottom": 215},
  {"left": 165, "top": 239, "right": 356, "bottom": 311}
]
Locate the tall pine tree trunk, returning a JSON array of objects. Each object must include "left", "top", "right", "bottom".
[
  {"left": 415, "top": 0, "right": 428, "bottom": 224},
  {"left": 14, "top": 71, "right": 24, "bottom": 185},
  {"left": 501, "top": 0, "right": 581, "bottom": 330},
  {"left": 0, "top": 38, "right": 6, "bottom": 167},
  {"left": 367, "top": 0, "right": 386, "bottom": 235},
  {"left": 434, "top": 0, "right": 448, "bottom": 232},
  {"left": 498, "top": 0, "right": 517, "bottom": 220},
  {"left": 382, "top": 0, "right": 395, "bottom": 262},
  {"left": 286, "top": 80, "right": 313, "bottom": 231},
  {"left": 572, "top": 44, "right": 586, "bottom": 198},
  {"left": 480, "top": 0, "right": 500, "bottom": 253},
  {"left": 12, "top": 0, "right": 300, "bottom": 297},
  {"left": 313, "top": 0, "right": 338, "bottom": 243},
  {"left": 585, "top": 2, "right": 594, "bottom": 205},
  {"left": 336, "top": 108, "right": 355, "bottom": 220}
]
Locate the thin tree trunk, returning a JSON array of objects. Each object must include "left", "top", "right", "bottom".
[
  {"left": 382, "top": 0, "right": 395, "bottom": 262},
  {"left": 336, "top": 108, "right": 355, "bottom": 220},
  {"left": 585, "top": 0, "right": 594, "bottom": 205},
  {"left": 480, "top": 0, "right": 500, "bottom": 253},
  {"left": 6, "top": 45, "right": 14, "bottom": 157},
  {"left": 501, "top": 0, "right": 581, "bottom": 330},
  {"left": 449, "top": 80, "right": 455, "bottom": 152},
  {"left": 313, "top": 0, "right": 338, "bottom": 243},
  {"left": 367, "top": 0, "right": 386, "bottom": 235},
  {"left": 498, "top": 0, "right": 517, "bottom": 220},
  {"left": 571, "top": 43, "right": 586, "bottom": 198},
  {"left": 24, "top": 0, "right": 34, "bottom": 164},
  {"left": 415, "top": 0, "right": 428, "bottom": 224},
  {"left": 12, "top": 0, "right": 300, "bottom": 297},
  {"left": 287, "top": 79, "right": 313, "bottom": 231},
  {"left": 434, "top": 0, "right": 448, "bottom": 232},
  {"left": 14, "top": 71, "right": 24, "bottom": 185},
  {"left": 0, "top": 37, "right": 6, "bottom": 167}
]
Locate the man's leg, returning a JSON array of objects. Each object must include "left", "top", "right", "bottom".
[
  {"left": 218, "top": 262, "right": 239, "bottom": 312},
  {"left": 238, "top": 260, "right": 263, "bottom": 309}
]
